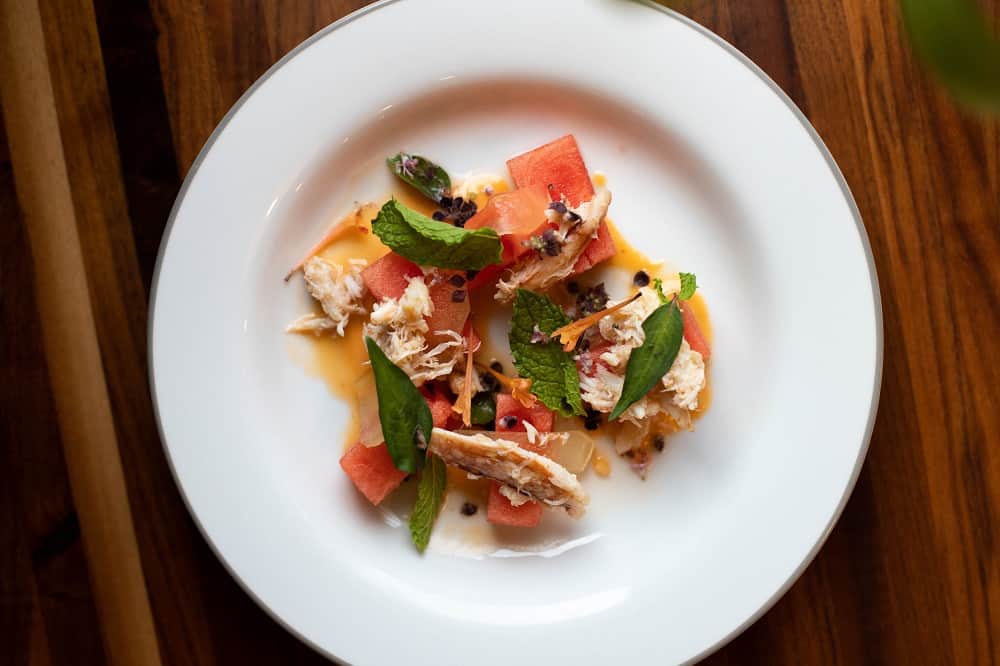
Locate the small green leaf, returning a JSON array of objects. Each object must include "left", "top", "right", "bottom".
[
  {"left": 371, "top": 199, "right": 502, "bottom": 270},
  {"left": 410, "top": 453, "right": 447, "bottom": 553},
  {"left": 900, "top": 0, "right": 1000, "bottom": 114},
  {"left": 653, "top": 277, "right": 668, "bottom": 304},
  {"left": 387, "top": 153, "right": 451, "bottom": 202},
  {"left": 470, "top": 392, "right": 496, "bottom": 425},
  {"left": 609, "top": 300, "right": 684, "bottom": 421},
  {"left": 678, "top": 272, "right": 697, "bottom": 300},
  {"left": 365, "top": 337, "right": 434, "bottom": 473},
  {"left": 509, "top": 289, "right": 585, "bottom": 416}
]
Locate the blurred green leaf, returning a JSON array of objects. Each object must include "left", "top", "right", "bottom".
[{"left": 900, "top": 0, "right": 1000, "bottom": 114}]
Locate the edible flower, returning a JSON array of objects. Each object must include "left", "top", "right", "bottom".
[
  {"left": 550, "top": 292, "right": 642, "bottom": 351},
  {"left": 482, "top": 365, "right": 537, "bottom": 408}
]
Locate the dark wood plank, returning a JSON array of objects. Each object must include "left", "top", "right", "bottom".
[
  {"left": 90, "top": 2, "right": 360, "bottom": 663},
  {"left": 0, "top": 113, "right": 106, "bottom": 666}
]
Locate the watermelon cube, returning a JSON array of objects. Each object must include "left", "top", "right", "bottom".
[
  {"left": 486, "top": 482, "right": 543, "bottom": 527},
  {"left": 571, "top": 219, "right": 617, "bottom": 274},
  {"left": 425, "top": 276, "right": 470, "bottom": 346},
  {"left": 507, "top": 135, "right": 615, "bottom": 273},
  {"left": 420, "top": 385, "right": 453, "bottom": 428},
  {"left": 339, "top": 442, "right": 407, "bottom": 505},
  {"left": 495, "top": 393, "right": 554, "bottom": 439},
  {"left": 361, "top": 252, "right": 422, "bottom": 302},
  {"left": 487, "top": 394, "right": 555, "bottom": 527},
  {"left": 507, "top": 134, "right": 594, "bottom": 207}
]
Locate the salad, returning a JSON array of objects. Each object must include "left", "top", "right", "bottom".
[{"left": 286, "top": 135, "right": 711, "bottom": 552}]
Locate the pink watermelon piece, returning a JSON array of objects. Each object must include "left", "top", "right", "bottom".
[
  {"left": 361, "top": 252, "right": 422, "bottom": 302},
  {"left": 680, "top": 302, "right": 711, "bottom": 360},
  {"left": 571, "top": 220, "right": 617, "bottom": 275},
  {"left": 495, "top": 394, "right": 554, "bottom": 447},
  {"left": 420, "top": 385, "right": 453, "bottom": 428},
  {"left": 507, "top": 134, "right": 616, "bottom": 274},
  {"left": 486, "top": 482, "right": 543, "bottom": 527},
  {"left": 507, "top": 134, "right": 594, "bottom": 207},
  {"left": 486, "top": 394, "right": 555, "bottom": 527},
  {"left": 425, "top": 274, "right": 471, "bottom": 346},
  {"left": 339, "top": 442, "right": 407, "bottom": 505}
]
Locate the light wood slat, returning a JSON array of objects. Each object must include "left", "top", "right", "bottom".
[{"left": 0, "top": 2, "right": 162, "bottom": 665}]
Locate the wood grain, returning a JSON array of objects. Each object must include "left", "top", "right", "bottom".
[
  {"left": 0, "top": 1, "right": 161, "bottom": 664},
  {"left": 0, "top": 0, "right": 997, "bottom": 664}
]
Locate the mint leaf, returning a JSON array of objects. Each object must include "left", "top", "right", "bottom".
[
  {"left": 609, "top": 300, "right": 684, "bottom": 420},
  {"left": 365, "top": 336, "right": 434, "bottom": 473},
  {"left": 387, "top": 153, "right": 451, "bottom": 202},
  {"left": 410, "top": 453, "right": 447, "bottom": 553},
  {"left": 678, "top": 272, "right": 697, "bottom": 300},
  {"left": 509, "top": 289, "right": 585, "bottom": 416},
  {"left": 371, "top": 199, "right": 502, "bottom": 270}
]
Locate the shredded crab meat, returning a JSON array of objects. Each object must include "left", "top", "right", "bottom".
[
  {"left": 428, "top": 428, "right": 588, "bottom": 517},
  {"left": 577, "top": 285, "right": 706, "bottom": 451},
  {"left": 551, "top": 292, "right": 641, "bottom": 351},
  {"left": 363, "top": 276, "right": 463, "bottom": 386},
  {"left": 523, "top": 420, "right": 540, "bottom": 444},
  {"left": 286, "top": 257, "right": 368, "bottom": 336},
  {"left": 448, "top": 366, "right": 485, "bottom": 396},
  {"left": 495, "top": 189, "right": 612, "bottom": 301},
  {"left": 499, "top": 485, "right": 532, "bottom": 506}
]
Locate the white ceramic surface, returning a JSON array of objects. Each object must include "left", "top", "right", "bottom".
[{"left": 149, "top": 1, "right": 882, "bottom": 664}]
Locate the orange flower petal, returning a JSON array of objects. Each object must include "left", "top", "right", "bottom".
[{"left": 550, "top": 292, "right": 641, "bottom": 351}]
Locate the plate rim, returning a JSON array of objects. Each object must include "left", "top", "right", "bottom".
[{"left": 147, "top": 1, "right": 884, "bottom": 663}]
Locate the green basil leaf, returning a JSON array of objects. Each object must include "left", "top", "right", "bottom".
[
  {"left": 609, "top": 300, "right": 684, "bottom": 421},
  {"left": 387, "top": 152, "right": 451, "bottom": 202},
  {"left": 470, "top": 392, "right": 496, "bottom": 425},
  {"left": 365, "top": 336, "right": 434, "bottom": 473},
  {"left": 509, "top": 289, "right": 585, "bottom": 416},
  {"left": 371, "top": 199, "right": 502, "bottom": 270},
  {"left": 678, "top": 272, "right": 697, "bottom": 300},
  {"left": 410, "top": 452, "right": 447, "bottom": 553}
]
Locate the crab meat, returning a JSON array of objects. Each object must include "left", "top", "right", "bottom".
[
  {"left": 495, "top": 189, "right": 612, "bottom": 301},
  {"left": 428, "top": 428, "right": 588, "bottom": 517},
  {"left": 362, "top": 276, "right": 463, "bottom": 386},
  {"left": 286, "top": 257, "right": 367, "bottom": 336}
]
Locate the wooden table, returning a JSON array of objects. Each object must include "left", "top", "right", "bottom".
[{"left": 1, "top": 0, "right": 997, "bottom": 664}]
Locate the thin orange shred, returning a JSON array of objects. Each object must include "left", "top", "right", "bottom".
[
  {"left": 452, "top": 332, "right": 482, "bottom": 426},
  {"left": 485, "top": 368, "right": 537, "bottom": 408},
  {"left": 283, "top": 206, "right": 369, "bottom": 281},
  {"left": 550, "top": 292, "right": 641, "bottom": 351}
]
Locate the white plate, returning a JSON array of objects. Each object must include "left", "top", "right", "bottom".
[{"left": 150, "top": 1, "right": 882, "bottom": 664}]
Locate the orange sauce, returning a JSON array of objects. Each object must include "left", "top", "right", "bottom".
[
  {"left": 592, "top": 453, "right": 611, "bottom": 477},
  {"left": 290, "top": 174, "right": 713, "bottom": 456}
]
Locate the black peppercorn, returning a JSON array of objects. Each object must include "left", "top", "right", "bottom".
[
  {"left": 449, "top": 274, "right": 466, "bottom": 287},
  {"left": 451, "top": 289, "right": 466, "bottom": 303},
  {"left": 481, "top": 372, "right": 500, "bottom": 392},
  {"left": 460, "top": 502, "right": 478, "bottom": 516},
  {"left": 652, "top": 435, "right": 666, "bottom": 452},
  {"left": 500, "top": 415, "right": 519, "bottom": 429},
  {"left": 633, "top": 270, "right": 650, "bottom": 287}
]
